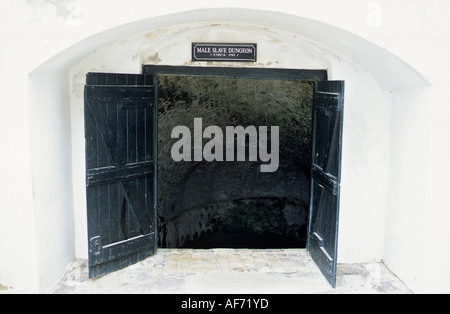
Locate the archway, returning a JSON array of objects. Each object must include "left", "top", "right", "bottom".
[{"left": 27, "top": 8, "right": 428, "bottom": 292}]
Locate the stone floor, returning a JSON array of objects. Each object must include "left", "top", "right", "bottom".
[{"left": 53, "top": 249, "right": 412, "bottom": 294}]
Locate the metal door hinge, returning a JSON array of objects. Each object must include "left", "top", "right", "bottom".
[{"left": 89, "top": 236, "right": 102, "bottom": 256}]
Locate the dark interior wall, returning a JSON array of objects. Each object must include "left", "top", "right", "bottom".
[{"left": 157, "top": 75, "right": 314, "bottom": 248}]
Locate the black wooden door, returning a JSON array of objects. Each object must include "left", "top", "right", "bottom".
[
  {"left": 308, "top": 81, "right": 344, "bottom": 288},
  {"left": 84, "top": 73, "right": 157, "bottom": 278}
]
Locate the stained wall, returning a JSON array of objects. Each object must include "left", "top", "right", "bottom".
[{"left": 1, "top": 1, "right": 447, "bottom": 293}]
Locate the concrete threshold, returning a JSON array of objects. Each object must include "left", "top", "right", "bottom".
[{"left": 53, "top": 249, "right": 412, "bottom": 294}]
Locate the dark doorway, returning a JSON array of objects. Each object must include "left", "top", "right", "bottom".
[{"left": 145, "top": 66, "right": 322, "bottom": 250}]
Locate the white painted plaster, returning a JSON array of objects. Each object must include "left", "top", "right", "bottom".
[{"left": 28, "top": 70, "right": 76, "bottom": 293}]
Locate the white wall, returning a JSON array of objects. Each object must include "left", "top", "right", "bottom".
[
  {"left": 67, "top": 10, "right": 400, "bottom": 265},
  {"left": 384, "top": 87, "right": 430, "bottom": 291},
  {"left": 0, "top": 0, "right": 448, "bottom": 293},
  {"left": 0, "top": 1, "right": 40, "bottom": 292},
  {"left": 28, "top": 70, "right": 76, "bottom": 293}
]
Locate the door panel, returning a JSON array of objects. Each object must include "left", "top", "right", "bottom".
[
  {"left": 84, "top": 73, "right": 157, "bottom": 278},
  {"left": 308, "top": 80, "right": 344, "bottom": 288}
]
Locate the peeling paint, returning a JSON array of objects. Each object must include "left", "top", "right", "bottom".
[
  {"left": 27, "top": 0, "right": 82, "bottom": 26},
  {"left": 144, "top": 28, "right": 170, "bottom": 40},
  {"left": 0, "top": 284, "right": 12, "bottom": 291},
  {"left": 71, "top": 70, "right": 86, "bottom": 100},
  {"left": 143, "top": 52, "right": 162, "bottom": 65}
]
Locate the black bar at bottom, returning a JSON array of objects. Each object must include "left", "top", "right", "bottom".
[{"left": 143, "top": 294, "right": 325, "bottom": 312}]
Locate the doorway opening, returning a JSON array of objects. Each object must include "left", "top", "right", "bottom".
[
  {"left": 84, "top": 66, "right": 343, "bottom": 286},
  {"left": 150, "top": 66, "right": 321, "bottom": 250}
]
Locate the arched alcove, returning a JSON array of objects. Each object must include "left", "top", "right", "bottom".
[{"left": 27, "top": 8, "right": 428, "bottom": 291}]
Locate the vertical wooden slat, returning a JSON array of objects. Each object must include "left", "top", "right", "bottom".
[
  {"left": 136, "top": 107, "right": 146, "bottom": 162},
  {"left": 116, "top": 100, "right": 127, "bottom": 166},
  {"left": 117, "top": 74, "right": 127, "bottom": 86},
  {"left": 151, "top": 105, "right": 155, "bottom": 161},
  {"left": 96, "top": 73, "right": 107, "bottom": 85},
  {"left": 97, "top": 184, "right": 110, "bottom": 244},
  {"left": 127, "top": 108, "right": 137, "bottom": 163}
]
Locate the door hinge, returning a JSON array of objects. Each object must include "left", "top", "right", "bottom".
[{"left": 89, "top": 236, "right": 102, "bottom": 256}]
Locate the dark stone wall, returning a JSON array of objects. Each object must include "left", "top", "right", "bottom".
[{"left": 157, "top": 75, "right": 314, "bottom": 248}]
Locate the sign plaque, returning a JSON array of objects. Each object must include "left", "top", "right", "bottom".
[{"left": 192, "top": 43, "right": 257, "bottom": 62}]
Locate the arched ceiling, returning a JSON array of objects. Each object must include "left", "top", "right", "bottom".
[{"left": 32, "top": 8, "right": 428, "bottom": 91}]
